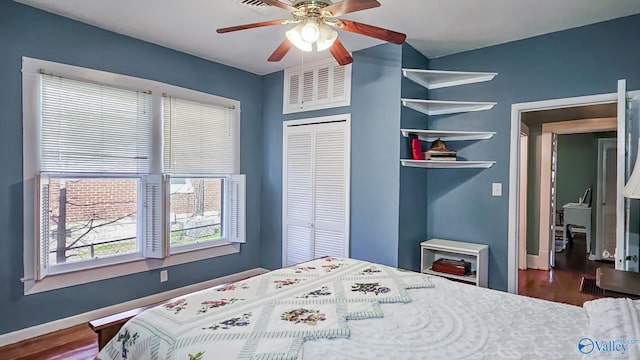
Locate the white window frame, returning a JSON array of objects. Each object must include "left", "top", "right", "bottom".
[
  {"left": 167, "top": 175, "right": 228, "bottom": 254},
  {"left": 36, "top": 173, "right": 146, "bottom": 277},
  {"left": 22, "top": 57, "right": 243, "bottom": 294}
]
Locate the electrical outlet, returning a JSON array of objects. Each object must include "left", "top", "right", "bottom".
[
  {"left": 160, "top": 270, "right": 168, "bottom": 282},
  {"left": 492, "top": 183, "right": 502, "bottom": 197}
]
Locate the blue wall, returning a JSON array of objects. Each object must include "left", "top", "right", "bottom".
[
  {"left": 260, "top": 43, "right": 404, "bottom": 270},
  {"left": 349, "top": 44, "right": 403, "bottom": 266},
  {"left": 0, "top": 1, "right": 263, "bottom": 334},
  {"left": 428, "top": 14, "right": 640, "bottom": 290},
  {"left": 398, "top": 44, "right": 429, "bottom": 270}
]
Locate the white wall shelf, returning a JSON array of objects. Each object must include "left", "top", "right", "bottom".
[
  {"left": 401, "top": 159, "right": 495, "bottom": 169},
  {"left": 420, "top": 239, "right": 489, "bottom": 287},
  {"left": 400, "top": 68, "right": 497, "bottom": 168},
  {"left": 401, "top": 99, "right": 497, "bottom": 116},
  {"left": 401, "top": 129, "right": 496, "bottom": 142},
  {"left": 402, "top": 69, "right": 497, "bottom": 90}
]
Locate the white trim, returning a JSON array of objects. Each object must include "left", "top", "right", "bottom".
[
  {"left": 617, "top": 80, "right": 628, "bottom": 270},
  {"left": 526, "top": 254, "right": 547, "bottom": 269},
  {"left": 596, "top": 138, "right": 617, "bottom": 261},
  {"left": 282, "top": 114, "right": 351, "bottom": 267},
  {"left": 24, "top": 244, "right": 240, "bottom": 294},
  {"left": 518, "top": 131, "right": 528, "bottom": 270},
  {"left": 508, "top": 92, "right": 617, "bottom": 293},
  {"left": 0, "top": 267, "right": 269, "bottom": 348},
  {"left": 538, "top": 132, "right": 552, "bottom": 271}
]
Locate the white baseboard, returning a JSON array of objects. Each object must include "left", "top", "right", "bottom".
[
  {"left": 527, "top": 254, "right": 549, "bottom": 270},
  {"left": 0, "top": 267, "right": 269, "bottom": 348}
]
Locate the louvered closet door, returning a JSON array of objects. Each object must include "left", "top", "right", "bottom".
[
  {"left": 312, "top": 122, "right": 348, "bottom": 258},
  {"left": 284, "top": 125, "right": 314, "bottom": 266},
  {"left": 283, "top": 118, "right": 350, "bottom": 267}
]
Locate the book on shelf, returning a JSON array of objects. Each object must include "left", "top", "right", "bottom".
[
  {"left": 424, "top": 150, "right": 457, "bottom": 161},
  {"left": 425, "top": 150, "right": 456, "bottom": 156},
  {"left": 426, "top": 157, "right": 457, "bottom": 161}
]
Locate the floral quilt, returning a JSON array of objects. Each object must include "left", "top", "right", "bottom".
[{"left": 96, "top": 258, "right": 434, "bottom": 360}]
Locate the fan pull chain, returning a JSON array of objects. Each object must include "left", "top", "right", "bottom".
[{"left": 300, "top": 49, "right": 305, "bottom": 110}]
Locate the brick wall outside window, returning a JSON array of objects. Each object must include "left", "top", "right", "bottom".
[{"left": 47, "top": 178, "right": 222, "bottom": 225}]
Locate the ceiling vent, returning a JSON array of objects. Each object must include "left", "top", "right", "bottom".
[
  {"left": 239, "top": 0, "right": 270, "bottom": 7},
  {"left": 233, "top": 0, "right": 294, "bottom": 14}
]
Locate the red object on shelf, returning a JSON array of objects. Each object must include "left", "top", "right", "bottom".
[
  {"left": 411, "top": 138, "right": 423, "bottom": 160},
  {"left": 432, "top": 258, "right": 471, "bottom": 276}
]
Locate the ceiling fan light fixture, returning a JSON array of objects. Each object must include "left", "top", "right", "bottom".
[
  {"left": 300, "top": 20, "right": 320, "bottom": 43},
  {"left": 286, "top": 23, "right": 312, "bottom": 52},
  {"left": 316, "top": 23, "right": 338, "bottom": 51}
]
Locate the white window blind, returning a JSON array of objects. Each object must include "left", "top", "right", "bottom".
[
  {"left": 40, "top": 74, "right": 152, "bottom": 173},
  {"left": 163, "top": 96, "right": 234, "bottom": 174}
]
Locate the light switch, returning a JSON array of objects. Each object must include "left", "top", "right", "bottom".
[
  {"left": 492, "top": 183, "right": 502, "bottom": 197},
  {"left": 160, "top": 269, "right": 168, "bottom": 282}
]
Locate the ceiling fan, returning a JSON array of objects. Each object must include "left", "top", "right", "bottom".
[{"left": 217, "top": 0, "right": 406, "bottom": 66}]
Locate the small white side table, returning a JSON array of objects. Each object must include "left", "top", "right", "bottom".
[{"left": 420, "top": 239, "right": 489, "bottom": 287}]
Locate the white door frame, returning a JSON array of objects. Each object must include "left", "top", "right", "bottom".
[
  {"left": 508, "top": 93, "right": 618, "bottom": 293},
  {"left": 595, "top": 138, "right": 618, "bottom": 261},
  {"left": 282, "top": 113, "right": 351, "bottom": 267},
  {"left": 518, "top": 123, "right": 529, "bottom": 270}
]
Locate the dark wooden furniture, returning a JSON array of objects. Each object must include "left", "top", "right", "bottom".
[
  {"left": 89, "top": 303, "right": 159, "bottom": 350},
  {"left": 596, "top": 266, "right": 640, "bottom": 296}
]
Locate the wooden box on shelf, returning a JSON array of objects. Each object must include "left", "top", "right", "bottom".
[{"left": 420, "top": 238, "right": 489, "bottom": 287}]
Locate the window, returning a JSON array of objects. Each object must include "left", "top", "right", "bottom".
[
  {"left": 22, "top": 57, "right": 245, "bottom": 294},
  {"left": 39, "top": 176, "right": 141, "bottom": 272},
  {"left": 169, "top": 177, "right": 223, "bottom": 249}
]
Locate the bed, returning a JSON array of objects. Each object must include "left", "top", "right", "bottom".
[{"left": 95, "top": 257, "right": 639, "bottom": 359}]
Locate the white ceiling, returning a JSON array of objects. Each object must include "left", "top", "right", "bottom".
[{"left": 15, "top": 0, "right": 640, "bottom": 75}]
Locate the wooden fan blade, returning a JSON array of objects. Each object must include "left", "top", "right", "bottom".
[
  {"left": 217, "top": 19, "right": 285, "bottom": 33},
  {"left": 268, "top": 39, "right": 293, "bottom": 62},
  {"left": 329, "top": 39, "right": 354, "bottom": 66},
  {"left": 258, "top": 0, "right": 298, "bottom": 12},
  {"left": 324, "top": 0, "right": 380, "bottom": 17},
  {"left": 339, "top": 19, "right": 406, "bottom": 44}
]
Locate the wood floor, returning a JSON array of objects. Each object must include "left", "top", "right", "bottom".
[
  {"left": 518, "top": 233, "right": 614, "bottom": 306},
  {"left": 0, "top": 324, "right": 97, "bottom": 360},
  {"left": 0, "top": 237, "right": 614, "bottom": 359}
]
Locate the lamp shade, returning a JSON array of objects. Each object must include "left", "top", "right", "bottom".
[
  {"left": 300, "top": 21, "right": 320, "bottom": 43},
  {"left": 316, "top": 23, "right": 338, "bottom": 51},
  {"left": 286, "top": 23, "right": 312, "bottom": 52},
  {"left": 622, "top": 138, "right": 640, "bottom": 198}
]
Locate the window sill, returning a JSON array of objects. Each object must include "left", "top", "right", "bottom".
[{"left": 23, "top": 242, "right": 240, "bottom": 295}]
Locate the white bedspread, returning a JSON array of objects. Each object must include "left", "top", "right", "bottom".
[
  {"left": 581, "top": 297, "right": 640, "bottom": 359},
  {"left": 97, "top": 258, "right": 589, "bottom": 360},
  {"left": 303, "top": 275, "right": 588, "bottom": 360}
]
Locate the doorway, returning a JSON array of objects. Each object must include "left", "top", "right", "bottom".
[
  {"left": 517, "top": 105, "right": 618, "bottom": 305},
  {"left": 517, "top": 106, "right": 618, "bottom": 269},
  {"left": 509, "top": 83, "right": 640, "bottom": 299},
  {"left": 507, "top": 90, "right": 624, "bottom": 294}
]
